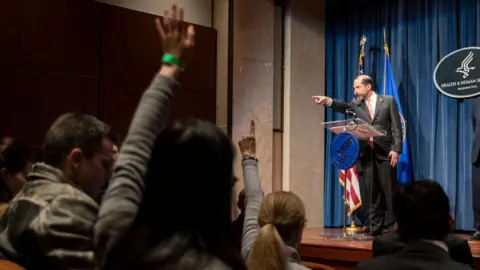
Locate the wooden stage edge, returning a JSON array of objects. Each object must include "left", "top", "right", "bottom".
[{"left": 299, "top": 228, "right": 480, "bottom": 270}]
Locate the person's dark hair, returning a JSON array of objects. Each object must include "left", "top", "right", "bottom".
[
  {"left": 42, "top": 113, "right": 111, "bottom": 167},
  {"left": 394, "top": 179, "right": 450, "bottom": 241},
  {"left": 237, "top": 189, "right": 246, "bottom": 212},
  {"left": 0, "top": 141, "right": 31, "bottom": 201},
  {"left": 0, "top": 137, "right": 13, "bottom": 147},
  {"left": 355, "top": 74, "right": 374, "bottom": 88},
  {"left": 108, "top": 118, "right": 245, "bottom": 270}
]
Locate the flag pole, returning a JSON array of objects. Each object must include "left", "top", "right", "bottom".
[
  {"left": 383, "top": 28, "right": 388, "bottom": 95},
  {"left": 345, "top": 35, "right": 367, "bottom": 236}
]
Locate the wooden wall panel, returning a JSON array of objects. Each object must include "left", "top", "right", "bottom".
[
  {"left": 0, "top": 1, "right": 217, "bottom": 147},
  {"left": 98, "top": 4, "right": 217, "bottom": 135},
  {"left": 0, "top": 0, "right": 100, "bottom": 76},
  {"left": 98, "top": 79, "right": 149, "bottom": 136},
  {"left": 0, "top": 0, "right": 100, "bottom": 148},
  {"left": 99, "top": 76, "right": 216, "bottom": 136},
  {"left": 100, "top": 5, "right": 162, "bottom": 83},
  {"left": 0, "top": 64, "right": 98, "bottom": 148}
]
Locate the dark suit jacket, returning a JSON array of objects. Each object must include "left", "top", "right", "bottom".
[
  {"left": 472, "top": 97, "right": 480, "bottom": 163},
  {"left": 358, "top": 241, "right": 472, "bottom": 270},
  {"left": 330, "top": 94, "right": 402, "bottom": 166},
  {"left": 372, "top": 232, "right": 475, "bottom": 268}
]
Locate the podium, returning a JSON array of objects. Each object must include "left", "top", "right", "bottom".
[
  {"left": 322, "top": 118, "right": 385, "bottom": 139},
  {"left": 322, "top": 118, "right": 385, "bottom": 239}
]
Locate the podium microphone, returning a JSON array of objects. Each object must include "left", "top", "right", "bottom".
[
  {"left": 347, "top": 97, "right": 363, "bottom": 116},
  {"left": 347, "top": 97, "right": 363, "bottom": 128},
  {"left": 346, "top": 109, "right": 356, "bottom": 116}
]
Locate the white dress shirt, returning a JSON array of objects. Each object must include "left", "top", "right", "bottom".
[{"left": 367, "top": 91, "right": 377, "bottom": 115}]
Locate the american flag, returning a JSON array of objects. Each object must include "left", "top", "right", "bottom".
[
  {"left": 339, "top": 166, "right": 362, "bottom": 215},
  {"left": 358, "top": 35, "right": 366, "bottom": 74},
  {"left": 340, "top": 35, "right": 367, "bottom": 216}
]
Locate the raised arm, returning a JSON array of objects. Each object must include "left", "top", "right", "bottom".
[
  {"left": 238, "top": 121, "right": 264, "bottom": 260},
  {"left": 94, "top": 5, "right": 195, "bottom": 265},
  {"left": 312, "top": 95, "right": 353, "bottom": 114}
]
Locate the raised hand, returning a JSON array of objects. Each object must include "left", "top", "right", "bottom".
[
  {"left": 238, "top": 120, "right": 256, "bottom": 159},
  {"left": 155, "top": 5, "right": 195, "bottom": 62},
  {"left": 312, "top": 95, "right": 332, "bottom": 105}
]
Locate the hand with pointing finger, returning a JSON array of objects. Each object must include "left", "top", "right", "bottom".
[
  {"left": 312, "top": 96, "right": 332, "bottom": 105},
  {"left": 238, "top": 120, "right": 256, "bottom": 159}
]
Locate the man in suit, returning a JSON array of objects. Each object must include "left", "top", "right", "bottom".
[
  {"left": 357, "top": 180, "right": 471, "bottom": 270},
  {"left": 313, "top": 74, "right": 402, "bottom": 235},
  {"left": 472, "top": 96, "right": 480, "bottom": 240},
  {"left": 373, "top": 219, "right": 474, "bottom": 267}
]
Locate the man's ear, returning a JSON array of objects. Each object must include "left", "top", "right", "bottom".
[
  {"left": 449, "top": 213, "right": 455, "bottom": 232},
  {"left": 66, "top": 148, "right": 84, "bottom": 170},
  {"left": 367, "top": 84, "right": 372, "bottom": 91}
]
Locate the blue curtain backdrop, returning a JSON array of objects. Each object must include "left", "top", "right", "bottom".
[{"left": 324, "top": 0, "right": 480, "bottom": 230}]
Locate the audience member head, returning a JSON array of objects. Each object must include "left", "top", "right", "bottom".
[
  {"left": 353, "top": 74, "right": 374, "bottom": 100},
  {"left": 42, "top": 113, "right": 113, "bottom": 198},
  {"left": 237, "top": 189, "right": 246, "bottom": 214},
  {"left": 394, "top": 179, "right": 451, "bottom": 241},
  {"left": 0, "top": 141, "right": 32, "bottom": 202},
  {"left": 248, "top": 191, "right": 306, "bottom": 270},
  {"left": 0, "top": 137, "right": 13, "bottom": 147},
  {"left": 131, "top": 118, "right": 240, "bottom": 267}
]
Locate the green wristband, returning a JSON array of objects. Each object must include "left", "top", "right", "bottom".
[{"left": 162, "top": 54, "right": 184, "bottom": 69}]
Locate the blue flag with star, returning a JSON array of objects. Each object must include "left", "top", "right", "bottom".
[{"left": 381, "top": 38, "right": 413, "bottom": 184}]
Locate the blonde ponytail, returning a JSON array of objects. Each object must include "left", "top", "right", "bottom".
[{"left": 247, "top": 223, "right": 288, "bottom": 270}]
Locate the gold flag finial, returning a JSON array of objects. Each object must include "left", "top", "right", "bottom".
[
  {"left": 383, "top": 28, "right": 387, "bottom": 45},
  {"left": 383, "top": 28, "right": 390, "bottom": 58},
  {"left": 360, "top": 35, "right": 367, "bottom": 47},
  {"left": 358, "top": 35, "right": 367, "bottom": 75}
]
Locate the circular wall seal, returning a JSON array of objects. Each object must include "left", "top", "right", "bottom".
[{"left": 433, "top": 47, "right": 480, "bottom": 98}]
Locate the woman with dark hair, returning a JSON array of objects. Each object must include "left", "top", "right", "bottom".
[
  {"left": 95, "top": 5, "right": 245, "bottom": 270},
  {"left": 103, "top": 118, "right": 242, "bottom": 269},
  {"left": 0, "top": 141, "right": 32, "bottom": 213}
]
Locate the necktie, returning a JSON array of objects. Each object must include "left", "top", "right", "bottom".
[
  {"left": 366, "top": 99, "right": 374, "bottom": 119},
  {"left": 367, "top": 99, "right": 374, "bottom": 148}
]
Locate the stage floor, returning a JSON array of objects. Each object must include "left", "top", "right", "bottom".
[{"left": 299, "top": 228, "right": 480, "bottom": 270}]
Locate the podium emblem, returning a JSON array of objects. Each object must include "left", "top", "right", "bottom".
[{"left": 330, "top": 133, "right": 360, "bottom": 170}]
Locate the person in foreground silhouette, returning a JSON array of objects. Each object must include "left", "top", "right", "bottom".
[
  {"left": 232, "top": 189, "right": 246, "bottom": 252},
  {"left": 357, "top": 180, "right": 471, "bottom": 270},
  {"left": 373, "top": 210, "right": 474, "bottom": 267},
  {"left": 94, "top": 5, "right": 245, "bottom": 270},
  {"left": 0, "top": 113, "right": 113, "bottom": 270},
  {"left": 0, "top": 141, "right": 32, "bottom": 214}
]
